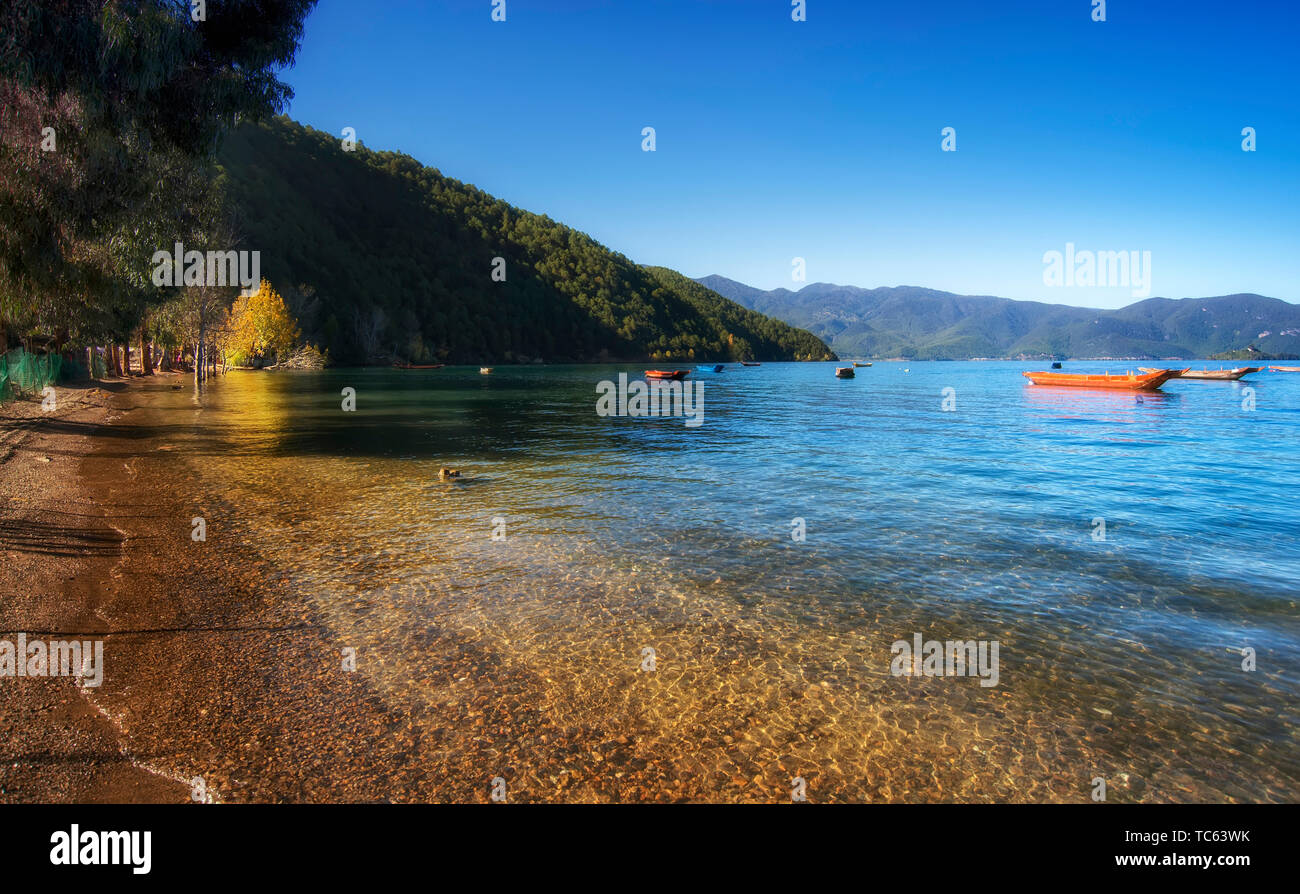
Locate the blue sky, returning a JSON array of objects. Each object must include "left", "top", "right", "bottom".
[{"left": 280, "top": 0, "right": 1299, "bottom": 308}]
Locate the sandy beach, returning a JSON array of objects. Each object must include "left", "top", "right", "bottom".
[
  {"left": 0, "top": 374, "right": 476, "bottom": 803},
  {"left": 0, "top": 379, "right": 183, "bottom": 801}
]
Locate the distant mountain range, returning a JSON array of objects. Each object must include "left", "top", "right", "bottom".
[{"left": 695, "top": 276, "right": 1300, "bottom": 360}]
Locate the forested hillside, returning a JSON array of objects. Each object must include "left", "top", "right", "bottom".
[{"left": 217, "top": 118, "right": 833, "bottom": 364}]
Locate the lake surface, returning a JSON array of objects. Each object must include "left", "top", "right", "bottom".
[{"left": 153, "top": 361, "right": 1300, "bottom": 801}]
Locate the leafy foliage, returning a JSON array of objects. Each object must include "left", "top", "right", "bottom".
[
  {"left": 230, "top": 279, "right": 301, "bottom": 366},
  {"left": 0, "top": 0, "right": 316, "bottom": 343}
]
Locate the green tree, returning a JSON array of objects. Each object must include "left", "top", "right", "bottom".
[{"left": 0, "top": 0, "right": 316, "bottom": 349}]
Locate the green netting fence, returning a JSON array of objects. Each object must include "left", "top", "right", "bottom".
[{"left": 0, "top": 348, "right": 65, "bottom": 403}]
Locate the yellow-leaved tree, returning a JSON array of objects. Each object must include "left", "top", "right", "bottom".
[{"left": 231, "top": 280, "right": 301, "bottom": 367}]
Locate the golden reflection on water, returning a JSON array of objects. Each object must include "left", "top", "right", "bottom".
[{"left": 155, "top": 371, "right": 1299, "bottom": 802}]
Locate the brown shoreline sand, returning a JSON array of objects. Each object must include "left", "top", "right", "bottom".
[
  {"left": 0, "top": 379, "right": 186, "bottom": 801},
  {"left": 0, "top": 374, "right": 443, "bottom": 802}
]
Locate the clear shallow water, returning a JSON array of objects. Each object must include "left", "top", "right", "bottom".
[{"left": 153, "top": 362, "right": 1299, "bottom": 801}]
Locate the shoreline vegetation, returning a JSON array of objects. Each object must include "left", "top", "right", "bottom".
[{"left": 4, "top": 2, "right": 839, "bottom": 428}]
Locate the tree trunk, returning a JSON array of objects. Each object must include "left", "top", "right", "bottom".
[
  {"left": 109, "top": 344, "right": 121, "bottom": 377},
  {"left": 140, "top": 324, "right": 154, "bottom": 375},
  {"left": 195, "top": 323, "right": 205, "bottom": 387}
]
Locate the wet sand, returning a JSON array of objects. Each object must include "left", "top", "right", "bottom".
[{"left": 0, "top": 380, "right": 186, "bottom": 801}]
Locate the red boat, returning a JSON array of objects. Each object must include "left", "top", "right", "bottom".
[
  {"left": 644, "top": 369, "right": 690, "bottom": 380},
  {"left": 1023, "top": 368, "right": 1186, "bottom": 391}
]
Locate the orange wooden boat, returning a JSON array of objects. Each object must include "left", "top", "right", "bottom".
[
  {"left": 1023, "top": 368, "right": 1186, "bottom": 391},
  {"left": 393, "top": 362, "right": 444, "bottom": 369},
  {"left": 644, "top": 369, "right": 689, "bottom": 380},
  {"left": 1270, "top": 366, "right": 1300, "bottom": 372}
]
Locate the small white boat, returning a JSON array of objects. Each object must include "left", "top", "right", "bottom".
[{"left": 479, "top": 367, "right": 493, "bottom": 375}]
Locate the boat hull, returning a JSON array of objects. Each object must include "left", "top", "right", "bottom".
[
  {"left": 1140, "top": 367, "right": 1249, "bottom": 380},
  {"left": 645, "top": 369, "right": 690, "bottom": 380},
  {"left": 1023, "top": 369, "right": 1185, "bottom": 391}
]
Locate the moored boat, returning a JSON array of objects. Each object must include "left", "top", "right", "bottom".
[
  {"left": 393, "top": 362, "right": 444, "bottom": 369},
  {"left": 853, "top": 361, "right": 872, "bottom": 367},
  {"left": 695, "top": 363, "right": 725, "bottom": 373},
  {"left": 479, "top": 367, "right": 493, "bottom": 375},
  {"left": 1051, "top": 362, "right": 1063, "bottom": 369},
  {"left": 1181, "top": 368, "right": 1252, "bottom": 380},
  {"left": 1023, "top": 368, "right": 1185, "bottom": 391},
  {"left": 1139, "top": 367, "right": 1251, "bottom": 381},
  {"left": 835, "top": 367, "right": 855, "bottom": 379},
  {"left": 1270, "top": 366, "right": 1300, "bottom": 372},
  {"left": 645, "top": 369, "right": 690, "bottom": 380},
  {"left": 739, "top": 361, "right": 761, "bottom": 367}
]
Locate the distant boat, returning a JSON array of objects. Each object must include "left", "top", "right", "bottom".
[
  {"left": 695, "top": 363, "right": 725, "bottom": 373},
  {"left": 1181, "top": 368, "right": 1251, "bottom": 380},
  {"left": 853, "top": 361, "right": 872, "bottom": 367},
  {"left": 1140, "top": 367, "right": 1251, "bottom": 381},
  {"left": 479, "top": 367, "right": 493, "bottom": 375},
  {"left": 1051, "top": 362, "right": 1063, "bottom": 369},
  {"left": 393, "top": 362, "right": 444, "bottom": 370},
  {"left": 739, "top": 361, "right": 761, "bottom": 367},
  {"left": 1270, "top": 366, "right": 1300, "bottom": 372},
  {"left": 645, "top": 369, "right": 690, "bottom": 380},
  {"left": 1023, "top": 368, "right": 1185, "bottom": 391},
  {"left": 835, "top": 367, "right": 855, "bottom": 379}
]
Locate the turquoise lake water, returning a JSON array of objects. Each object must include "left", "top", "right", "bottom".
[{"left": 156, "top": 361, "right": 1300, "bottom": 801}]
